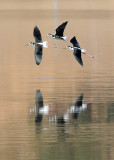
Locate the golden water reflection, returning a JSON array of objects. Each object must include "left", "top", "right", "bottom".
[{"left": 0, "top": 2, "right": 114, "bottom": 160}]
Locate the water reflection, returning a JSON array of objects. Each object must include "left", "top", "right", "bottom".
[
  {"left": 30, "top": 90, "right": 49, "bottom": 123},
  {"left": 107, "top": 103, "right": 114, "bottom": 123},
  {"left": 35, "top": 90, "right": 43, "bottom": 123},
  {"left": 30, "top": 90, "right": 91, "bottom": 125},
  {"left": 71, "top": 93, "right": 85, "bottom": 119},
  {"left": 54, "top": 0, "right": 58, "bottom": 28}
]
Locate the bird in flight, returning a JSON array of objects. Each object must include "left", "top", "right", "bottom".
[
  {"left": 66, "top": 36, "right": 94, "bottom": 66},
  {"left": 66, "top": 36, "right": 84, "bottom": 66},
  {"left": 26, "top": 26, "right": 48, "bottom": 65},
  {"left": 47, "top": 21, "right": 68, "bottom": 41}
]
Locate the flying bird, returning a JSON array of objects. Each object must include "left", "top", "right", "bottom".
[
  {"left": 66, "top": 36, "right": 94, "bottom": 66},
  {"left": 26, "top": 26, "right": 48, "bottom": 65},
  {"left": 47, "top": 21, "right": 68, "bottom": 41},
  {"left": 66, "top": 36, "right": 84, "bottom": 66}
]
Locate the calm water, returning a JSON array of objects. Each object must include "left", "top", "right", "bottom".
[{"left": 0, "top": 1, "right": 114, "bottom": 160}]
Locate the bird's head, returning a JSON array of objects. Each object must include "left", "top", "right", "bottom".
[
  {"left": 66, "top": 46, "right": 69, "bottom": 49},
  {"left": 47, "top": 33, "right": 53, "bottom": 37},
  {"left": 25, "top": 42, "right": 35, "bottom": 46},
  {"left": 66, "top": 46, "right": 74, "bottom": 51}
]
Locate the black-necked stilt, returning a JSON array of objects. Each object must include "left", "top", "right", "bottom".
[
  {"left": 66, "top": 36, "right": 84, "bottom": 66},
  {"left": 26, "top": 26, "right": 48, "bottom": 65},
  {"left": 66, "top": 36, "right": 94, "bottom": 66},
  {"left": 47, "top": 21, "right": 68, "bottom": 41}
]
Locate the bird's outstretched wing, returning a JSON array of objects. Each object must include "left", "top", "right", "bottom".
[
  {"left": 35, "top": 90, "right": 43, "bottom": 123},
  {"left": 72, "top": 93, "right": 84, "bottom": 119},
  {"left": 34, "top": 46, "right": 43, "bottom": 65},
  {"left": 33, "top": 26, "right": 42, "bottom": 42},
  {"left": 36, "top": 90, "right": 44, "bottom": 109},
  {"left": 73, "top": 48, "right": 83, "bottom": 66},
  {"left": 75, "top": 93, "right": 84, "bottom": 107},
  {"left": 70, "top": 36, "right": 80, "bottom": 48},
  {"left": 55, "top": 21, "right": 68, "bottom": 36}
]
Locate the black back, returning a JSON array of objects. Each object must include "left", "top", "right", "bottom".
[
  {"left": 55, "top": 21, "right": 68, "bottom": 36},
  {"left": 33, "top": 26, "right": 42, "bottom": 42},
  {"left": 73, "top": 48, "right": 83, "bottom": 66},
  {"left": 34, "top": 46, "right": 43, "bottom": 65},
  {"left": 70, "top": 36, "right": 80, "bottom": 48}
]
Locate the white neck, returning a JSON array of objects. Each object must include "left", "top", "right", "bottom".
[{"left": 73, "top": 47, "right": 86, "bottom": 53}]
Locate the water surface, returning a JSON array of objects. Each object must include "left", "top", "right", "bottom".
[{"left": 0, "top": 1, "right": 114, "bottom": 160}]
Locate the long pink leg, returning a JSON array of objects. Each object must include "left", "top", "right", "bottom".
[{"left": 82, "top": 52, "right": 95, "bottom": 58}]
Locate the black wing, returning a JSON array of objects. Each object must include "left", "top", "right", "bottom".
[
  {"left": 33, "top": 26, "right": 42, "bottom": 43},
  {"left": 72, "top": 93, "right": 84, "bottom": 119},
  {"left": 57, "top": 116, "right": 66, "bottom": 124},
  {"left": 73, "top": 48, "right": 83, "bottom": 66},
  {"left": 70, "top": 36, "right": 80, "bottom": 48},
  {"left": 74, "top": 93, "right": 83, "bottom": 107},
  {"left": 36, "top": 90, "right": 43, "bottom": 109},
  {"left": 55, "top": 21, "right": 68, "bottom": 36},
  {"left": 34, "top": 46, "right": 43, "bottom": 65},
  {"left": 35, "top": 90, "right": 43, "bottom": 123}
]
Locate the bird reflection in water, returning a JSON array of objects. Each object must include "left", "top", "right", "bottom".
[
  {"left": 70, "top": 93, "right": 86, "bottom": 119},
  {"left": 30, "top": 90, "right": 49, "bottom": 123},
  {"left": 49, "top": 93, "right": 87, "bottom": 123},
  {"left": 30, "top": 90, "right": 90, "bottom": 125}
]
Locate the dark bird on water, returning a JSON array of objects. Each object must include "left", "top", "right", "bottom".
[
  {"left": 47, "top": 21, "right": 68, "bottom": 41},
  {"left": 26, "top": 26, "right": 48, "bottom": 65}
]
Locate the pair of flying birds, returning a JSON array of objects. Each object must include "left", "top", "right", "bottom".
[{"left": 26, "top": 21, "right": 94, "bottom": 66}]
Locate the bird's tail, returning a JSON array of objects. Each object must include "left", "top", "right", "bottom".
[
  {"left": 43, "top": 41, "right": 48, "bottom": 48},
  {"left": 81, "top": 49, "right": 86, "bottom": 53},
  {"left": 62, "top": 36, "right": 68, "bottom": 41}
]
